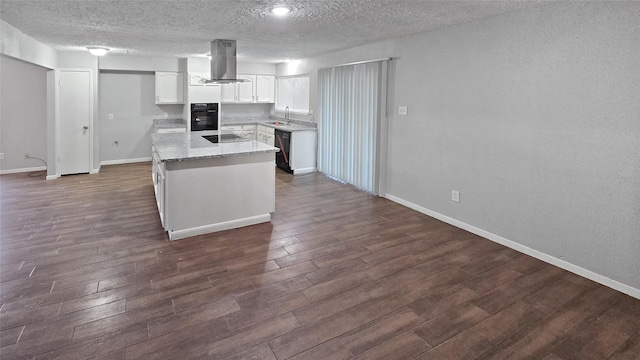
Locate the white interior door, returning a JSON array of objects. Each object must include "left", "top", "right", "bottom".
[{"left": 60, "top": 70, "right": 91, "bottom": 175}]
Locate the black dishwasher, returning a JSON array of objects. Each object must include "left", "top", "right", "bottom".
[{"left": 275, "top": 129, "right": 293, "bottom": 173}]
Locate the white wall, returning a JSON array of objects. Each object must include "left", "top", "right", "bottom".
[
  {"left": 0, "top": 55, "right": 49, "bottom": 172},
  {"left": 99, "top": 55, "right": 182, "bottom": 72},
  {"left": 279, "top": 2, "right": 640, "bottom": 296},
  {"left": 0, "top": 20, "right": 56, "bottom": 69},
  {"left": 238, "top": 62, "right": 276, "bottom": 75},
  {"left": 99, "top": 72, "right": 183, "bottom": 163}
]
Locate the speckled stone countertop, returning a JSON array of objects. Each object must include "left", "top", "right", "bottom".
[
  {"left": 260, "top": 121, "right": 317, "bottom": 132},
  {"left": 151, "top": 131, "right": 278, "bottom": 163},
  {"left": 221, "top": 116, "right": 317, "bottom": 132},
  {"left": 153, "top": 118, "right": 187, "bottom": 129}
]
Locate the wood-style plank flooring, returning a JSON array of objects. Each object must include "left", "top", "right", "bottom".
[{"left": 1, "top": 163, "right": 639, "bottom": 360}]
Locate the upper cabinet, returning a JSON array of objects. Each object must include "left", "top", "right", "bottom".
[
  {"left": 255, "top": 75, "right": 275, "bottom": 103},
  {"left": 155, "top": 72, "right": 184, "bottom": 104},
  {"left": 221, "top": 74, "right": 275, "bottom": 104},
  {"left": 237, "top": 74, "right": 255, "bottom": 103}
]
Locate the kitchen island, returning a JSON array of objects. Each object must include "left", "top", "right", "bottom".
[{"left": 151, "top": 131, "right": 279, "bottom": 240}]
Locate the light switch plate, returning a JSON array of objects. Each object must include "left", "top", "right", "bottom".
[
  {"left": 0, "top": 153, "right": 4, "bottom": 160},
  {"left": 452, "top": 190, "right": 460, "bottom": 203},
  {"left": 108, "top": 114, "right": 114, "bottom": 120},
  {"left": 398, "top": 106, "right": 408, "bottom": 116}
]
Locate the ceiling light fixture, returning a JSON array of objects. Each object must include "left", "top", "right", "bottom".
[
  {"left": 87, "top": 47, "right": 109, "bottom": 56},
  {"left": 270, "top": 5, "right": 291, "bottom": 16}
]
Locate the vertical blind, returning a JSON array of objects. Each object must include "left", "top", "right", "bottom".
[{"left": 317, "top": 61, "right": 383, "bottom": 194}]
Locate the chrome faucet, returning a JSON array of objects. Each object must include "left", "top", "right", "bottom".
[{"left": 284, "top": 106, "right": 290, "bottom": 124}]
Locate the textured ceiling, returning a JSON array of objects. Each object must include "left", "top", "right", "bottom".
[{"left": 0, "top": 0, "right": 553, "bottom": 63}]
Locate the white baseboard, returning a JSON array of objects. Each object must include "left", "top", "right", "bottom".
[
  {"left": 46, "top": 174, "right": 59, "bottom": 180},
  {"left": 0, "top": 166, "right": 46, "bottom": 175},
  {"left": 168, "top": 214, "right": 272, "bottom": 241},
  {"left": 385, "top": 194, "right": 640, "bottom": 300},
  {"left": 293, "top": 167, "right": 316, "bottom": 175},
  {"left": 100, "top": 157, "right": 152, "bottom": 167}
]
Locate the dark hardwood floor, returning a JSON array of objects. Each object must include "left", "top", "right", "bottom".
[{"left": 1, "top": 162, "right": 639, "bottom": 360}]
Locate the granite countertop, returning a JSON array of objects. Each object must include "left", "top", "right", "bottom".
[
  {"left": 259, "top": 121, "right": 317, "bottom": 132},
  {"left": 153, "top": 118, "right": 187, "bottom": 129},
  {"left": 221, "top": 117, "right": 317, "bottom": 132},
  {"left": 151, "top": 130, "right": 278, "bottom": 163}
]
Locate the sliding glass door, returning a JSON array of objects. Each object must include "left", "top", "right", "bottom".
[{"left": 317, "top": 60, "right": 387, "bottom": 194}]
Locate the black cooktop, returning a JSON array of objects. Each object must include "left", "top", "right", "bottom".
[{"left": 203, "top": 133, "right": 245, "bottom": 144}]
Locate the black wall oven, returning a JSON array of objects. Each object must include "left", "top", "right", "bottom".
[{"left": 190, "top": 103, "right": 218, "bottom": 131}]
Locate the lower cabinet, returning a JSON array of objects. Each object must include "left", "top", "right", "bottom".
[
  {"left": 221, "top": 125, "right": 242, "bottom": 136},
  {"left": 257, "top": 125, "right": 275, "bottom": 146},
  {"left": 221, "top": 124, "right": 257, "bottom": 140},
  {"left": 289, "top": 130, "right": 317, "bottom": 175},
  {"left": 242, "top": 125, "right": 257, "bottom": 140},
  {"left": 152, "top": 146, "right": 166, "bottom": 227}
]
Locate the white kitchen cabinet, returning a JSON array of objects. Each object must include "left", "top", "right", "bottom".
[
  {"left": 155, "top": 72, "right": 184, "bottom": 104},
  {"left": 289, "top": 130, "right": 317, "bottom": 175},
  {"left": 152, "top": 146, "right": 166, "bottom": 226},
  {"left": 237, "top": 74, "right": 255, "bottom": 103},
  {"left": 221, "top": 74, "right": 275, "bottom": 104},
  {"left": 257, "top": 125, "right": 275, "bottom": 146},
  {"left": 220, "top": 83, "right": 235, "bottom": 103},
  {"left": 221, "top": 124, "right": 257, "bottom": 140},
  {"left": 221, "top": 125, "right": 242, "bottom": 136},
  {"left": 242, "top": 124, "right": 257, "bottom": 140},
  {"left": 255, "top": 75, "right": 275, "bottom": 103}
]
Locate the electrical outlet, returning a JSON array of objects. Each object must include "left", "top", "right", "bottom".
[
  {"left": 0, "top": 153, "right": 4, "bottom": 160},
  {"left": 108, "top": 114, "right": 114, "bottom": 120},
  {"left": 398, "top": 106, "right": 408, "bottom": 116},
  {"left": 452, "top": 190, "right": 460, "bottom": 203},
  {"left": 24, "top": 153, "right": 30, "bottom": 159}
]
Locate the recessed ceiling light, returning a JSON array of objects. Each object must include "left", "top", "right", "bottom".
[
  {"left": 270, "top": 6, "right": 291, "bottom": 16},
  {"left": 87, "top": 47, "right": 109, "bottom": 56}
]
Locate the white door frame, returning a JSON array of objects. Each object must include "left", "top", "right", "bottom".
[{"left": 54, "top": 68, "right": 94, "bottom": 178}]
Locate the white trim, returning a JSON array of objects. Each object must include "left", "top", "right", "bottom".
[
  {"left": 385, "top": 194, "right": 640, "bottom": 300},
  {"left": 100, "top": 157, "right": 152, "bottom": 166},
  {"left": 46, "top": 174, "right": 58, "bottom": 180},
  {"left": 293, "top": 167, "right": 316, "bottom": 175},
  {"left": 319, "top": 57, "right": 392, "bottom": 70},
  {"left": 55, "top": 70, "right": 60, "bottom": 178},
  {"left": 168, "top": 214, "right": 271, "bottom": 241},
  {"left": 55, "top": 68, "right": 95, "bottom": 177},
  {"left": 0, "top": 166, "right": 46, "bottom": 175}
]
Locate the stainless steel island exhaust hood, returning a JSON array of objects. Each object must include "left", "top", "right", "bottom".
[{"left": 205, "top": 40, "right": 248, "bottom": 84}]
